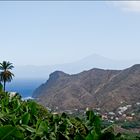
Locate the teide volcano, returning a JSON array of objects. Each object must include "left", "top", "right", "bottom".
[{"left": 33, "top": 64, "right": 140, "bottom": 112}]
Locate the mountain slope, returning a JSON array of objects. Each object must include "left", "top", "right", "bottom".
[{"left": 33, "top": 64, "right": 140, "bottom": 112}]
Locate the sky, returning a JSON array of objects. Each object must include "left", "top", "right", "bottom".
[{"left": 0, "top": 1, "right": 140, "bottom": 66}]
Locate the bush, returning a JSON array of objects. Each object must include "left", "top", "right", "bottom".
[{"left": 0, "top": 91, "right": 136, "bottom": 140}]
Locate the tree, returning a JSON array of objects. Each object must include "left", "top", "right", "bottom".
[{"left": 0, "top": 61, "right": 14, "bottom": 91}]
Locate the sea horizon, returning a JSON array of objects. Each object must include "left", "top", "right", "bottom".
[{"left": 6, "top": 78, "right": 46, "bottom": 98}]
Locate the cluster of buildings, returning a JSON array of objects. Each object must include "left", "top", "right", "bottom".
[
  {"left": 48, "top": 102, "right": 140, "bottom": 124},
  {"left": 100, "top": 102, "right": 140, "bottom": 123}
]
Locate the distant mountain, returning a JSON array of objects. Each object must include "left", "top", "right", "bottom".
[
  {"left": 14, "top": 54, "right": 140, "bottom": 78},
  {"left": 33, "top": 64, "right": 140, "bottom": 112}
]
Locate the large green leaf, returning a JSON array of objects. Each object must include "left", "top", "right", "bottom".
[
  {"left": 0, "top": 125, "right": 24, "bottom": 140},
  {"left": 28, "top": 101, "right": 38, "bottom": 115},
  {"left": 86, "top": 130, "right": 99, "bottom": 140},
  {"left": 36, "top": 121, "right": 48, "bottom": 135},
  {"left": 22, "top": 112, "right": 30, "bottom": 125}
]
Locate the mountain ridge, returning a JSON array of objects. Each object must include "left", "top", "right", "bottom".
[{"left": 33, "top": 64, "right": 140, "bottom": 112}]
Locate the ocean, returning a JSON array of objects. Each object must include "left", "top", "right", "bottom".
[{"left": 6, "top": 78, "right": 46, "bottom": 98}]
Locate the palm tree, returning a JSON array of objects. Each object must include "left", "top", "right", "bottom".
[{"left": 0, "top": 61, "right": 14, "bottom": 91}]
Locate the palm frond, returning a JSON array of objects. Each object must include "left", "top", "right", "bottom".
[{"left": 0, "top": 61, "right": 14, "bottom": 70}]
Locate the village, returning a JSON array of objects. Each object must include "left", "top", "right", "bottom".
[{"left": 51, "top": 102, "right": 140, "bottom": 124}]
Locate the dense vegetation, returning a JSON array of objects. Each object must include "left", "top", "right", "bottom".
[{"left": 0, "top": 91, "right": 140, "bottom": 140}]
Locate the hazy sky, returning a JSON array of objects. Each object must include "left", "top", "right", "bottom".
[{"left": 0, "top": 1, "right": 140, "bottom": 66}]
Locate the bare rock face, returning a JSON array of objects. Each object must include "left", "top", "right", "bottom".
[{"left": 33, "top": 64, "right": 140, "bottom": 112}]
